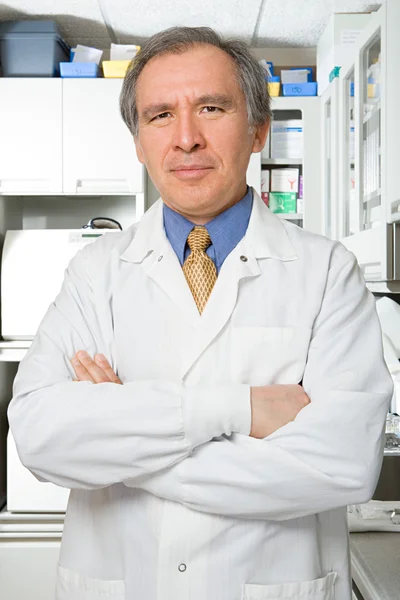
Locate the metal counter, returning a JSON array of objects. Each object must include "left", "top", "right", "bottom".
[{"left": 351, "top": 532, "right": 400, "bottom": 599}]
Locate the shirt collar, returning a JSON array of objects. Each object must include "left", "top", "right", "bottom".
[
  {"left": 162, "top": 187, "right": 253, "bottom": 267},
  {"left": 120, "top": 188, "right": 298, "bottom": 264}
]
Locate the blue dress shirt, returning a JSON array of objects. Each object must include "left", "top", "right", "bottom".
[{"left": 163, "top": 187, "right": 253, "bottom": 274}]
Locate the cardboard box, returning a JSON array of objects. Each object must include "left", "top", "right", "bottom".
[
  {"left": 271, "top": 120, "right": 303, "bottom": 159},
  {"left": 269, "top": 192, "right": 297, "bottom": 214},
  {"left": 281, "top": 69, "right": 310, "bottom": 84},
  {"left": 271, "top": 168, "right": 299, "bottom": 193},
  {"left": 317, "top": 13, "right": 371, "bottom": 96},
  {"left": 261, "top": 169, "right": 270, "bottom": 192}
]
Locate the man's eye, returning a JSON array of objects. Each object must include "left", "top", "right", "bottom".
[
  {"left": 202, "top": 106, "right": 221, "bottom": 113},
  {"left": 153, "top": 112, "right": 170, "bottom": 120}
]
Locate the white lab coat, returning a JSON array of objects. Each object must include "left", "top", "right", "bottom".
[{"left": 8, "top": 190, "right": 393, "bottom": 600}]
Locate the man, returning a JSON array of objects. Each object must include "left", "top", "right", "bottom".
[{"left": 8, "top": 26, "right": 392, "bottom": 600}]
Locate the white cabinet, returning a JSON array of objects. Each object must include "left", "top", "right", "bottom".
[
  {"left": 0, "top": 79, "right": 145, "bottom": 206},
  {"left": 334, "top": 0, "right": 400, "bottom": 291},
  {"left": 0, "top": 538, "right": 61, "bottom": 600},
  {"left": 63, "top": 79, "right": 144, "bottom": 196},
  {"left": 0, "top": 79, "right": 63, "bottom": 195}
]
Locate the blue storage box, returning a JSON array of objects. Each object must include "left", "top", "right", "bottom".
[
  {"left": 282, "top": 82, "right": 318, "bottom": 96},
  {"left": 60, "top": 62, "right": 100, "bottom": 78},
  {"left": 0, "top": 20, "right": 70, "bottom": 77},
  {"left": 266, "top": 61, "right": 274, "bottom": 76}
]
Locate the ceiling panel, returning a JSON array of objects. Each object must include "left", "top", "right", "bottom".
[
  {"left": 255, "top": 0, "right": 383, "bottom": 46},
  {"left": 0, "top": 0, "right": 385, "bottom": 50},
  {"left": 104, "top": 0, "right": 263, "bottom": 45},
  {"left": 257, "top": 0, "right": 335, "bottom": 47}
]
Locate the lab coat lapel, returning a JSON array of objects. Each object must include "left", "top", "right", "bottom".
[
  {"left": 179, "top": 191, "right": 299, "bottom": 379},
  {"left": 120, "top": 200, "right": 200, "bottom": 324},
  {"left": 145, "top": 241, "right": 200, "bottom": 323},
  {"left": 179, "top": 237, "right": 260, "bottom": 379},
  {"left": 121, "top": 192, "right": 298, "bottom": 379}
]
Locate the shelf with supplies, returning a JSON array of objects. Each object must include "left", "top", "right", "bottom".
[
  {"left": 320, "top": 0, "right": 400, "bottom": 289},
  {"left": 259, "top": 96, "right": 321, "bottom": 234}
]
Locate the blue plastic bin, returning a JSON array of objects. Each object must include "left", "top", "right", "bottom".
[
  {"left": 282, "top": 82, "right": 318, "bottom": 96},
  {"left": 60, "top": 62, "right": 100, "bottom": 78},
  {"left": 0, "top": 20, "right": 70, "bottom": 77}
]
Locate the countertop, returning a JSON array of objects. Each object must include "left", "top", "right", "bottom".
[{"left": 351, "top": 532, "right": 400, "bottom": 600}]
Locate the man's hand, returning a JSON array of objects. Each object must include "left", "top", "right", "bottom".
[
  {"left": 71, "top": 351, "right": 122, "bottom": 385},
  {"left": 250, "top": 384, "right": 310, "bottom": 439}
]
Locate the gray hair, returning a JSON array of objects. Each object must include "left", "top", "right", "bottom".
[{"left": 120, "top": 26, "right": 271, "bottom": 138}]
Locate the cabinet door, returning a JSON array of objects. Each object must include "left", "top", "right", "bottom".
[
  {"left": 0, "top": 539, "right": 60, "bottom": 600},
  {"left": 321, "top": 80, "right": 339, "bottom": 240},
  {"left": 0, "top": 79, "right": 62, "bottom": 195},
  {"left": 63, "top": 79, "right": 144, "bottom": 195}
]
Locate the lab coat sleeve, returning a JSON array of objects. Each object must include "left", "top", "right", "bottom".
[
  {"left": 7, "top": 244, "right": 251, "bottom": 490},
  {"left": 132, "top": 246, "right": 393, "bottom": 520}
]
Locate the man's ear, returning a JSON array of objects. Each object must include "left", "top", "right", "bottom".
[
  {"left": 134, "top": 136, "right": 145, "bottom": 164},
  {"left": 251, "top": 121, "right": 270, "bottom": 153}
]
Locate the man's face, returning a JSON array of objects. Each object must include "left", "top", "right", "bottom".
[{"left": 134, "top": 44, "right": 269, "bottom": 223}]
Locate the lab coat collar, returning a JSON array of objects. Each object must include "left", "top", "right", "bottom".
[
  {"left": 120, "top": 189, "right": 298, "bottom": 378},
  {"left": 120, "top": 189, "right": 298, "bottom": 264}
]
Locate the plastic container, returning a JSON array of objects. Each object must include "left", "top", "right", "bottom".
[
  {"left": 269, "top": 192, "right": 297, "bottom": 214},
  {"left": 282, "top": 82, "right": 318, "bottom": 96},
  {"left": 329, "top": 66, "right": 341, "bottom": 82},
  {"left": 268, "top": 75, "right": 280, "bottom": 97},
  {"left": 102, "top": 60, "right": 131, "bottom": 78},
  {"left": 290, "top": 67, "right": 313, "bottom": 82},
  {"left": 60, "top": 62, "right": 100, "bottom": 78},
  {"left": 0, "top": 20, "right": 70, "bottom": 77}
]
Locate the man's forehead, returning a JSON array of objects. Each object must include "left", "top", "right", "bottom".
[
  {"left": 136, "top": 47, "right": 240, "bottom": 108},
  {"left": 138, "top": 45, "right": 238, "bottom": 84}
]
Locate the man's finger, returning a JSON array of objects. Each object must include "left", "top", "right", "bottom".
[
  {"left": 74, "top": 351, "right": 111, "bottom": 384},
  {"left": 94, "top": 354, "right": 122, "bottom": 384},
  {"left": 70, "top": 356, "right": 95, "bottom": 383}
]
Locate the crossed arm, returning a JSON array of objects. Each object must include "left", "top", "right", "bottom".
[{"left": 8, "top": 242, "right": 393, "bottom": 520}]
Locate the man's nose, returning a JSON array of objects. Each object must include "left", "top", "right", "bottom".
[{"left": 172, "top": 114, "right": 206, "bottom": 153}]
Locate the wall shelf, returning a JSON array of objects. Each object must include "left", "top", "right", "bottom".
[
  {"left": 262, "top": 158, "right": 303, "bottom": 165},
  {"left": 0, "top": 341, "right": 31, "bottom": 363}
]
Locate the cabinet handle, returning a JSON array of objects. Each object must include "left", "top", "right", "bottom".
[
  {"left": 0, "top": 179, "right": 52, "bottom": 193},
  {"left": 75, "top": 179, "right": 130, "bottom": 193}
]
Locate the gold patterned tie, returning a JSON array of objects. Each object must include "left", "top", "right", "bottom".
[{"left": 182, "top": 226, "right": 217, "bottom": 314}]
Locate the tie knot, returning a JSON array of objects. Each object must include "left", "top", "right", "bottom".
[{"left": 187, "top": 226, "right": 212, "bottom": 253}]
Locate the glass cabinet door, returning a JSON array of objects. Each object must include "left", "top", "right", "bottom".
[
  {"left": 361, "top": 32, "right": 381, "bottom": 229},
  {"left": 343, "top": 69, "right": 357, "bottom": 237},
  {"left": 322, "top": 79, "right": 339, "bottom": 241},
  {"left": 324, "top": 97, "right": 332, "bottom": 238}
]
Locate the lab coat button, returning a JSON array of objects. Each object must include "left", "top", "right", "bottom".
[
  {"left": 178, "top": 564, "right": 187, "bottom": 572},
  {"left": 158, "top": 255, "right": 163, "bottom": 262},
  {"left": 240, "top": 255, "right": 248, "bottom": 262}
]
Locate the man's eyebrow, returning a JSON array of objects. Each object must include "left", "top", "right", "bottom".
[
  {"left": 140, "top": 94, "right": 235, "bottom": 121},
  {"left": 141, "top": 103, "right": 175, "bottom": 121},
  {"left": 195, "top": 94, "right": 235, "bottom": 109}
]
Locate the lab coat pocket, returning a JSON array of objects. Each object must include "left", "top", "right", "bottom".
[
  {"left": 56, "top": 565, "right": 126, "bottom": 600},
  {"left": 231, "top": 326, "right": 312, "bottom": 385},
  {"left": 242, "top": 571, "right": 337, "bottom": 599}
]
